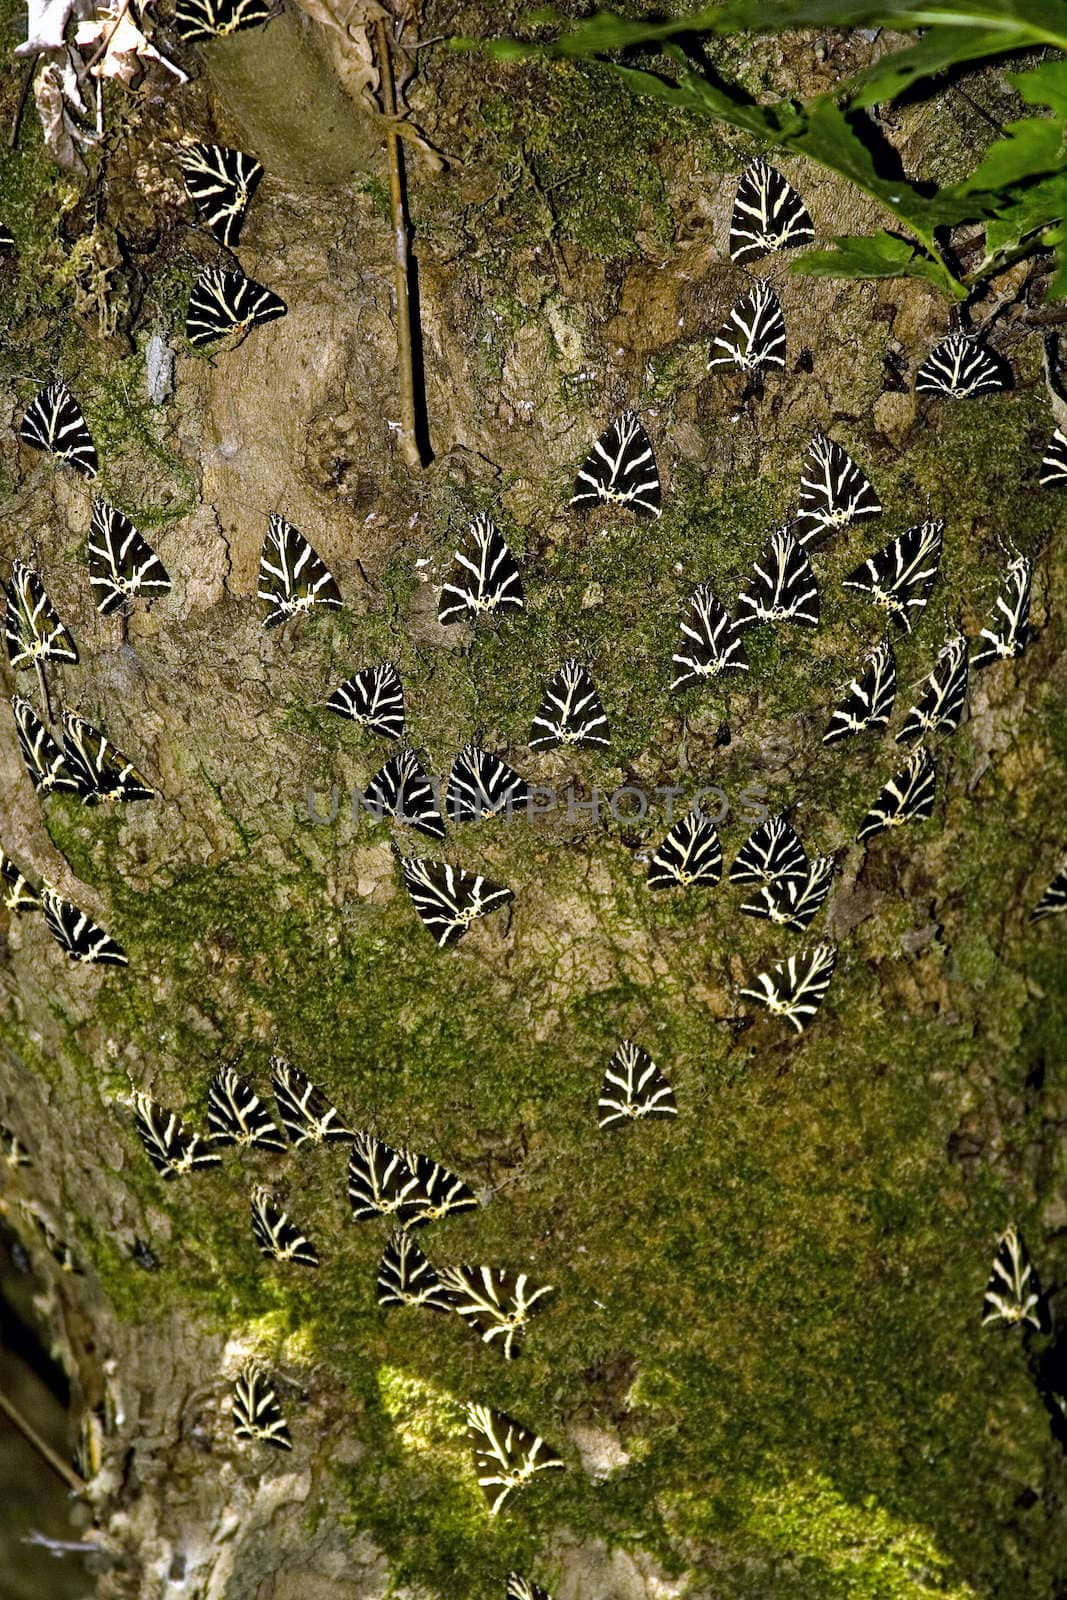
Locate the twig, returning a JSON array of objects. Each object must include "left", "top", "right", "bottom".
[
  {"left": 85, "top": 0, "right": 133, "bottom": 74},
  {"left": 10, "top": 53, "right": 38, "bottom": 150},
  {"left": 376, "top": 19, "right": 427, "bottom": 470},
  {"left": 0, "top": 1390, "right": 86, "bottom": 1494}
]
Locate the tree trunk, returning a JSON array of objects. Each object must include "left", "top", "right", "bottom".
[{"left": 2, "top": 7, "right": 1066, "bottom": 1599}]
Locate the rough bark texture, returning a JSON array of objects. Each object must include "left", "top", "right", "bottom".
[{"left": 1, "top": 5, "right": 1066, "bottom": 1599}]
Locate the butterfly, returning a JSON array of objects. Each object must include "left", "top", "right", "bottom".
[
  {"left": 250, "top": 1186, "right": 319, "bottom": 1265},
  {"left": 87, "top": 501, "right": 171, "bottom": 615},
  {"left": 19, "top": 382, "right": 98, "bottom": 477},
  {"left": 729, "top": 814, "right": 808, "bottom": 886},
  {"left": 915, "top": 333, "right": 1008, "bottom": 397},
  {"left": 42, "top": 887, "right": 127, "bottom": 965},
  {"left": 794, "top": 432, "right": 881, "bottom": 548},
  {"left": 741, "top": 855, "right": 834, "bottom": 931},
  {"left": 438, "top": 1265, "right": 554, "bottom": 1359},
  {"left": 466, "top": 1403, "right": 564, "bottom": 1516},
  {"left": 647, "top": 811, "right": 722, "bottom": 890},
  {"left": 326, "top": 663, "right": 404, "bottom": 740},
  {"left": 208, "top": 1066, "right": 287, "bottom": 1151},
  {"left": 823, "top": 641, "right": 896, "bottom": 745},
  {"left": 1031, "top": 854, "right": 1067, "bottom": 923},
  {"left": 446, "top": 745, "right": 529, "bottom": 822},
  {"left": 173, "top": 0, "right": 273, "bottom": 40},
  {"left": 570, "top": 412, "right": 662, "bottom": 519},
  {"left": 0, "top": 848, "right": 42, "bottom": 914},
  {"left": 597, "top": 1040, "right": 677, "bottom": 1129},
  {"left": 1040, "top": 427, "right": 1067, "bottom": 487},
  {"left": 5, "top": 562, "right": 78, "bottom": 673},
  {"left": 177, "top": 142, "right": 264, "bottom": 247},
  {"left": 233, "top": 1364, "right": 291, "bottom": 1449},
  {"left": 11, "top": 697, "right": 83, "bottom": 795},
  {"left": 400, "top": 1148, "right": 480, "bottom": 1223},
  {"left": 740, "top": 944, "right": 837, "bottom": 1033},
  {"left": 729, "top": 157, "right": 814, "bottom": 263},
  {"left": 970, "top": 554, "right": 1031, "bottom": 670},
  {"left": 347, "top": 1132, "right": 429, "bottom": 1224},
  {"left": 0, "top": 224, "right": 14, "bottom": 251},
  {"left": 396, "top": 854, "right": 514, "bottom": 947},
  {"left": 896, "top": 632, "right": 969, "bottom": 745},
  {"left": 61, "top": 713, "right": 155, "bottom": 804},
  {"left": 1, "top": 1123, "right": 32, "bottom": 1168},
  {"left": 734, "top": 528, "right": 819, "bottom": 630},
  {"left": 270, "top": 1057, "right": 354, "bottom": 1145},
  {"left": 363, "top": 749, "right": 445, "bottom": 839},
  {"left": 132, "top": 1091, "right": 221, "bottom": 1178},
  {"left": 529, "top": 660, "right": 609, "bottom": 750},
  {"left": 670, "top": 584, "right": 748, "bottom": 689},
  {"left": 981, "top": 1226, "right": 1049, "bottom": 1332},
  {"left": 377, "top": 1229, "right": 452, "bottom": 1311},
  {"left": 507, "top": 1576, "right": 553, "bottom": 1600},
  {"left": 708, "top": 282, "right": 786, "bottom": 373},
  {"left": 258, "top": 514, "right": 341, "bottom": 625},
  {"left": 186, "top": 267, "right": 286, "bottom": 348},
  {"left": 856, "top": 748, "right": 936, "bottom": 842},
  {"left": 438, "top": 515, "right": 525, "bottom": 623},
  {"left": 842, "top": 521, "right": 943, "bottom": 634}
]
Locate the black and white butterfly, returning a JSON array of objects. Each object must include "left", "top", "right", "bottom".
[
  {"left": 258, "top": 514, "right": 341, "bottom": 626},
  {"left": 598, "top": 1040, "right": 677, "bottom": 1129},
  {"left": 647, "top": 811, "right": 722, "bottom": 890},
  {"left": 856, "top": 748, "right": 936, "bottom": 842},
  {"left": 1, "top": 1123, "right": 32, "bottom": 1168},
  {"left": 1031, "top": 855, "right": 1067, "bottom": 923},
  {"left": 363, "top": 749, "right": 445, "bottom": 839},
  {"left": 5, "top": 562, "right": 78, "bottom": 671},
  {"left": 174, "top": 0, "right": 273, "bottom": 39},
  {"left": 0, "top": 848, "right": 41, "bottom": 914},
  {"left": 981, "top": 1226, "right": 1049, "bottom": 1333},
  {"left": 740, "top": 944, "right": 837, "bottom": 1033},
  {"left": 794, "top": 432, "right": 881, "bottom": 548},
  {"left": 670, "top": 584, "right": 748, "bottom": 689},
  {"left": 438, "top": 515, "right": 525, "bottom": 623},
  {"left": 729, "top": 157, "right": 814, "bottom": 264},
  {"left": 270, "top": 1057, "right": 354, "bottom": 1145},
  {"left": 250, "top": 1186, "right": 319, "bottom": 1266},
  {"left": 729, "top": 814, "right": 808, "bottom": 887},
  {"left": 347, "top": 1131, "right": 428, "bottom": 1224},
  {"left": 971, "top": 554, "right": 1031, "bottom": 670},
  {"left": 208, "top": 1066, "right": 287, "bottom": 1151},
  {"left": 0, "top": 225, "right": 14, "bottom": 251},
  {"left": 842, "top": 521, "right": 943, "bottom": 634},
  {"left": 1040, "top": 428, "right": 1067, "bottom": 487},
  {"left": 132, "top": 1091, "right": 221, "bottom": 1178},
  {"left": 397, "top": 855, "right": 514, "bottom": 948},
  {"left": 708, "top": 282, "right": 787, "bottom": 373},
  {"left": 19, "top": 382, "right": 98, "bottom": 478},
  {"left": 466, "top": 1403, "right": 564, "bottom": 1516},
  {"left": 88, "top": 501, "right": 171, "bottom": 616},
  {"left": 233, "top": 1364, "right": 291, "bottom": 1449},
  {"left": 916, "top": 334, "right": 1008, "bottom": 398},
  {"left": 377, "top": 1229, "right": 452, "bottom": 1311},
  {"left": 42, "top": 888, "right": 127, "bottom": 965},
  {"left": 11, "top": 697, "right": 82, "bottom": 795},
  {"left": 741, "top": 855, "right": 834, "bottom": 931},
  {"left": 896, "top": 632, "right": 969, "bottom": 745},
  {"left": 529, "top": 659, "right": 610, "bottom": 750},
  {"left": 186, "top": 267, "right": 287, "bottom": 348},
  {"left": 439, "top": 1265, "right": 554, "bottom": 1360},
  {"left": 446, "top": 744, "right": 529, "bottom": 822},
  {"left": 177, "top": 142, "right": 264, "bottom": 247},
  {"left": 570, "top": 412, "right": 662, "bottom": 519},
  {"left": 326, "top": 663, "right": 404, "bottom": 740},
  {"left": 400, "top": 1149, "right": 480, "bottom": 1224},
  {"left": 823, "top": 641, "right": 896, "bottom": 745},
  {"left": 61, "top": 713, "right": 155, "bottom": 804},
  {"left": 507, "top": 1576, "right": 552, "bottom": 1600},
  {"left": 734, "top": 528, "right": 819, "bottom": 630}
]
